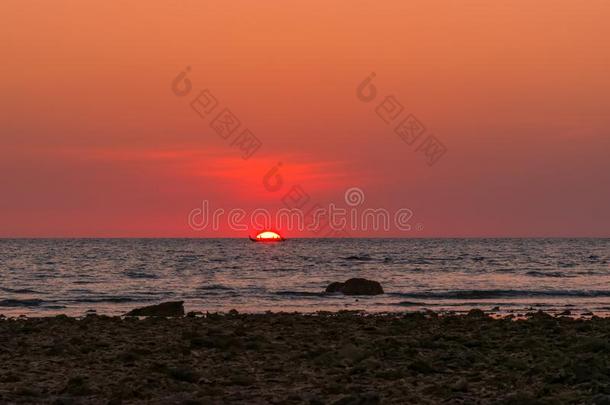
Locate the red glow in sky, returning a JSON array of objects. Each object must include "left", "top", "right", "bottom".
[{"left": 1, "top": 1, "right": 609, "bottom": 237}]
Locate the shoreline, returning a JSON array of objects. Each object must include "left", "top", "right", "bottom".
[
  {"left": 0, "top": 308, "right": 606, "bottom": 320},
  {"left": 1, "top": 303, "right": 607, "bottom": 320},
  {"left": 1, "top": 311, "right": 609, "bottom": 403}
]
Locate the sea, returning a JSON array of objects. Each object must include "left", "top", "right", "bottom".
[{"left": 0, "top": 238, "right": 609, "bottom": 317}]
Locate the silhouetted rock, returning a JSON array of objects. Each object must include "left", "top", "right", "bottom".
[
  {"left": 325, "top": 282, "right": 345, "bottom": 293},
  {"left": 325, "top": 278, "right": 383, "bottom": 295},
  {"left": 124, "top": 301, "right": 184, "bottom": 317},
  {"left": 526, "top": 310, "right": 554, "bottom": 320},
  {"left": 186, "top": 311, "right": 204, "bottom": 318},
  {"left": 467, "top": 308, "right": 487, "bottom": 318},
  {"left": 342, "top": 278, "right": 384, "bottom": 295}
]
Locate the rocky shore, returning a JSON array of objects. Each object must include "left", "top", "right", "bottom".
[{"left": 1, "top": 310, "right": 609, "bottom": 404}]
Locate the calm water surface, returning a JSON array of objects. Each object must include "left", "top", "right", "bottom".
[{"left": 0, "top": 238, "right": 609, "bottom": 317}]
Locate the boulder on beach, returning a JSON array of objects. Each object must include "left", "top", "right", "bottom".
[
  {"left": 125, "top": 301, "right": 185, "bottom": 317},
  {"left": 466, "top": 308, "right": 487, "bottom": 318},
  {"left": 325, "top": 278, "right": 384, "bottom": 295}
]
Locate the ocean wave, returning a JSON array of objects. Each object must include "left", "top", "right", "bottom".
[
  {"left": 389, "top": 289, "right": 610, "bottom": 299},
  {"left": 392, "top": 258, "right": 464, "bottom": 265},
  {"left": 343, "top": 255, "right": 373, "bottom": 261},
  {"left": 0, "top": 299, "right": 44, "bottom": 307},
  {"left": 74, "top": 297, "right": 145, "bottom": 303},
  {"left": 402, "top": 259, "right": 434, "bottom": 265},
  {"left": 393, "top": 301, "right": 424, "bottom": 306},
  {"left": 0, "top": 287, "right": 43, "bottom": 294},
  {"left": 197, "top": 285, "right": 233, "bottom": 291},
  {"left": 275, "top": 291, "right": 325, "bottom": 297},
  {"left": 525, "top": 271, "right": 575, "bottom": 278},
  {"left": 177, "top": 255, "right": 202, "bottom": 262},
  {"left": 124, "top": 271, "right": 159, "bottom": 279}
]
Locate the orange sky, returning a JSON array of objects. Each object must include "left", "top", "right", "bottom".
[{"left": 1, "top": 0, "right": 609, "bottom": 237}]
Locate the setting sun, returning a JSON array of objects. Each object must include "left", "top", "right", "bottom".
[{"left": 250, "top": 231, "right": 285, "bottom": 242}]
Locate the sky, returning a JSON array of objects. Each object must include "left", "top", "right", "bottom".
[{"left": 1, "top": 0, "right": 609, "bottom": 237}]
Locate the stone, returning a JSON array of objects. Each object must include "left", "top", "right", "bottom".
[
  {"left": 467, "top": 308, "right": 487, "bottom": 318},
  {"left": 325, "top": 278, "right": 383, "bottom": 295},
  {"left": 325, "top": 282, "right": 345, "bottom": 293},
  {"left": 124, "top": 301, "right": 184, "bottom": 317},
  {"left": 451, "top": 378, "right": 468, "bottom": 392},
  {"left": 186, "top": 311, "right": 203, "bottom": 318}
]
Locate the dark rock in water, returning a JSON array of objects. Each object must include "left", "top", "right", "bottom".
[
  {"left": 325, "top": 282, "right": 345, "bottom": 293},
  {"left": 342, "top": 278, "right": 384, "bottom": 295},
  {"left": 325, "top": 278, "right": 383, "bottom": 295},
  {"left": 125, "top": 301, "right": 184, "bottom": 317}
]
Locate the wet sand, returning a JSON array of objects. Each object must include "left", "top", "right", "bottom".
[{"left": 1, "top": 311, "right": 609, "bottom": 404}]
